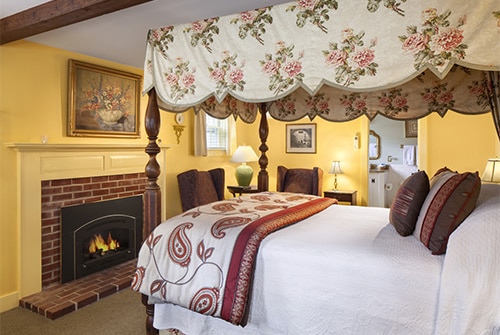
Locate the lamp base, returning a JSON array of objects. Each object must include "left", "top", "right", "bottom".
[{"left": 235, "top": 163, "right": 253, "bottom": 187}]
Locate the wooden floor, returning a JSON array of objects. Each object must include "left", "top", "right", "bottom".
[{"left": 19, "top": 259, "right": 136, "bottom": 320}]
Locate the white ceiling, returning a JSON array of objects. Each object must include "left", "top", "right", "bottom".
[{"left": 1, "top": 0, "right": 292, "bottom": 69}]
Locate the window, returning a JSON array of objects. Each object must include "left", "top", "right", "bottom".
[{"left": 206, "top": 115, "right": 228, "bottom": 151}]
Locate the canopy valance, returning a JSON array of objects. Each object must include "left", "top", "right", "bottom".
[
  {"left": 196, "top": 65, "right": 493, "bottom": 123},
  {"left": 143, "top": 0, "right": 499, "bottom": 109}
]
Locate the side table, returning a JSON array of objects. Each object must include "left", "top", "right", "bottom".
[
  {"left": 323, "top": 190, "right": 357, "bottom": 205},
  {"left": 227, "top": 185, "right": 260, "bottom": 197}
]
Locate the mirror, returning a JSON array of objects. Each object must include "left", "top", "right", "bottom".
[{"left": 369, "top": 130, "right": 380, "bottom": 160}]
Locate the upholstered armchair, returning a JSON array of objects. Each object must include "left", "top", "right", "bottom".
[
  {"left": 177, "top": 168, "right": 225, "bottom": 212},
  {"left": 276, "top": 165, "right": 323, "bottom": 196}
]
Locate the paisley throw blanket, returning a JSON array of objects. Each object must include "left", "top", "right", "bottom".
[{"left": 132, "top": 192, "right": 337, "bottom": 325}]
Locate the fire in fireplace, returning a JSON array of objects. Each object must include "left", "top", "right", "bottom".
[
  {"left": 88, "top": 232, "right": 120, "bottom": 256},
  {"left": 61, "top": 196, "right": 143, "bottom": 283}
]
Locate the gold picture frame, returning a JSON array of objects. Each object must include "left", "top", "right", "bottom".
[
  {"left": 405, "top": 120, "right": 418, "bottom": 138},
  {"left": 286, "top": 123, "right": 317, "bottom": 153},
  {"left": 68, "top": 60, "right": 142, "bottom": 138}
]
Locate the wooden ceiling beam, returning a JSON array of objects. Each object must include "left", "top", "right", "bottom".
[{"left": 0, "top": 0, "right": 153, "bottom": 45}]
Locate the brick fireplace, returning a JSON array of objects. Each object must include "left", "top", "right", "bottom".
[
  {"left": 42, "top": 174, "right": 146, "bottom": 288},
  {"left": 7, "top": 143, "right": 168, "bottom": 301}
]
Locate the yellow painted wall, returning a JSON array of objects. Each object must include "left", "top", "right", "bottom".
[
  {"left": 161, "top": 113, "right": 368, "bottom": 218},
  {"left": 0, "top": 41, "right": 173, "bottom": 312},
  {"left": 1, "top": 40, "right": 499, "bottom": 313},
  {"left": 419, "top": 112, "right": 500, "bottom": 176},
  {"left": 260, "top": 116, "right": 369, "bottom": 201}
]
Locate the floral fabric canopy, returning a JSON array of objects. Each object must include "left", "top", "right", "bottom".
[
  {"left": 142, "top": 0, "right": 500, "bottom": 138},
  {"left": 144, "top": 0, "right": 499, "bottom": 106}
]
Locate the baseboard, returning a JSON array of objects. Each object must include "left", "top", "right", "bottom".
[{"left": 0, "top": 291, "right": 19, "bottom": 313}]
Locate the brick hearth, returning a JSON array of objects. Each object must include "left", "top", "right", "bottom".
[{"left": 19, "top": 259, "right": 136, "bottom": 320}]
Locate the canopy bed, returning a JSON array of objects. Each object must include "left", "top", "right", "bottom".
[{"left": 134, "top": 1, "right": 500, "bottom": 334}]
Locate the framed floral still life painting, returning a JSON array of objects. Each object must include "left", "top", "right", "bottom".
[
  {"left": 68, "top": 60, "right": 141, "bottom": 138},
  {"left": 286, "top": 123, "right": 317, "bottom": 153}
]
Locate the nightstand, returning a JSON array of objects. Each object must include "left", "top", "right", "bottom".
[
  {"left": 323, "top": 190, "right": 357, "bottom": 205},
  {"left": 227, "top": 185, "right": 260, "bottom": 197}
]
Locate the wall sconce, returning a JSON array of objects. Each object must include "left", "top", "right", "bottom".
[
  {"left": 172, "top": 113, "right": 185, "bottom": 144},
  {"left": 328, "top": 161, "right": 344, "bottom": 190},
  {"left": 482, "top": 158, "right": 500, "bottom": 183},
  {"left": 172, "top": 125, "right": 185, "bottom": 144}
]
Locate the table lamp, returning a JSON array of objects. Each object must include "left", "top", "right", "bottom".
[
  {"left": 230, "top": 145, "right": 259, "bottom": 186},
  {"left": 482, "top": 158, "right": 500, "bottom": 183},
  {"left": 328, "top": 161, "right": 343, "bottom": 190}
]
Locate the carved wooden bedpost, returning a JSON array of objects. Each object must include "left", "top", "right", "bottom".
[
  {"left": 257, "top": 103, "right": 269, "bottom": 191},
  {"left": 142, "top": 88, "right": 161, "bottom": 335},
  {"left": 143, "top": 88, "right": 162, "bottom": 245}
]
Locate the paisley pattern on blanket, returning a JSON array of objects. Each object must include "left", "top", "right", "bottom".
[{"left": 132, "top": 192, "right": 337, "bottom": 325}]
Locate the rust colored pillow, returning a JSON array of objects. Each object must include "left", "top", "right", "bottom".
[
  {"left": 418, "top": 170, "right": 481, "bottom": 255},
  {"left": 389, "top": 171, "right": 430, "bottom": 236}
]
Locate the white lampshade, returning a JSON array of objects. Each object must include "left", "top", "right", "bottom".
[
  {"left": 328, "top": 161, "right": 343, "bottom": 190},
  {"left": 328, "top": 161, "right": 343, "bottom": 175},
  {"left": 230, "top": 145, "right": 259, "bottom": 163},
  {"left": 230, "top": 146, "right": 259, "bottom": 186},
  {"left": 482, "top": 158, "right": 500, "bottom": 183}
]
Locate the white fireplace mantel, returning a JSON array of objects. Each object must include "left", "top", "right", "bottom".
[
  {"left": 6, "top": 143, "right": 155, "bottom": 151},
  {"left": 6, "top": 142, "right": 168, "bottom": 298}
]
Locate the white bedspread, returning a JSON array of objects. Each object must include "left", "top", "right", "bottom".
[
  {"left": 154, "top": 205, "right": 445, "bottom": 334},
  {"left": 154, "top": 184, "right": 500, "bottom": 334},
  {"left": 434, "top": 183, "right": 500, "bottom": 335}
]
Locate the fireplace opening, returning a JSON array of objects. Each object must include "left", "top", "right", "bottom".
[{"left": 61, "top": 196, "right": 143, "bottom": 283}]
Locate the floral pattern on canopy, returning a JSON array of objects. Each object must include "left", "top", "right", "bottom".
[
  {"left": 143, "top": 0, "right": 500, "bottom": 137},
  {"left": 145, "top": 0, "right": 499, "bottom": 102}
]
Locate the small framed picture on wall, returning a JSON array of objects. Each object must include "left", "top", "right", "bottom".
[
  {"left": 286, "top": 123, "right": 317, "bottom": 153},
  {"left": 405, "top": 120, "right": 418, "bottom": 138}
]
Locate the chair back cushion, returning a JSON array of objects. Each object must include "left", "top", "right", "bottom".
[
  {"left": 197, "top": 171, "right": 219, "bottom": 205},
  {"left": 177, "top": 168, "right": 225, "bottom": 211},
  {"left": 277, "top": 166, "right": 323, "bottom": 195},
  {"left": 283, "top": 169, "right": 314, "bottom": 194}
]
